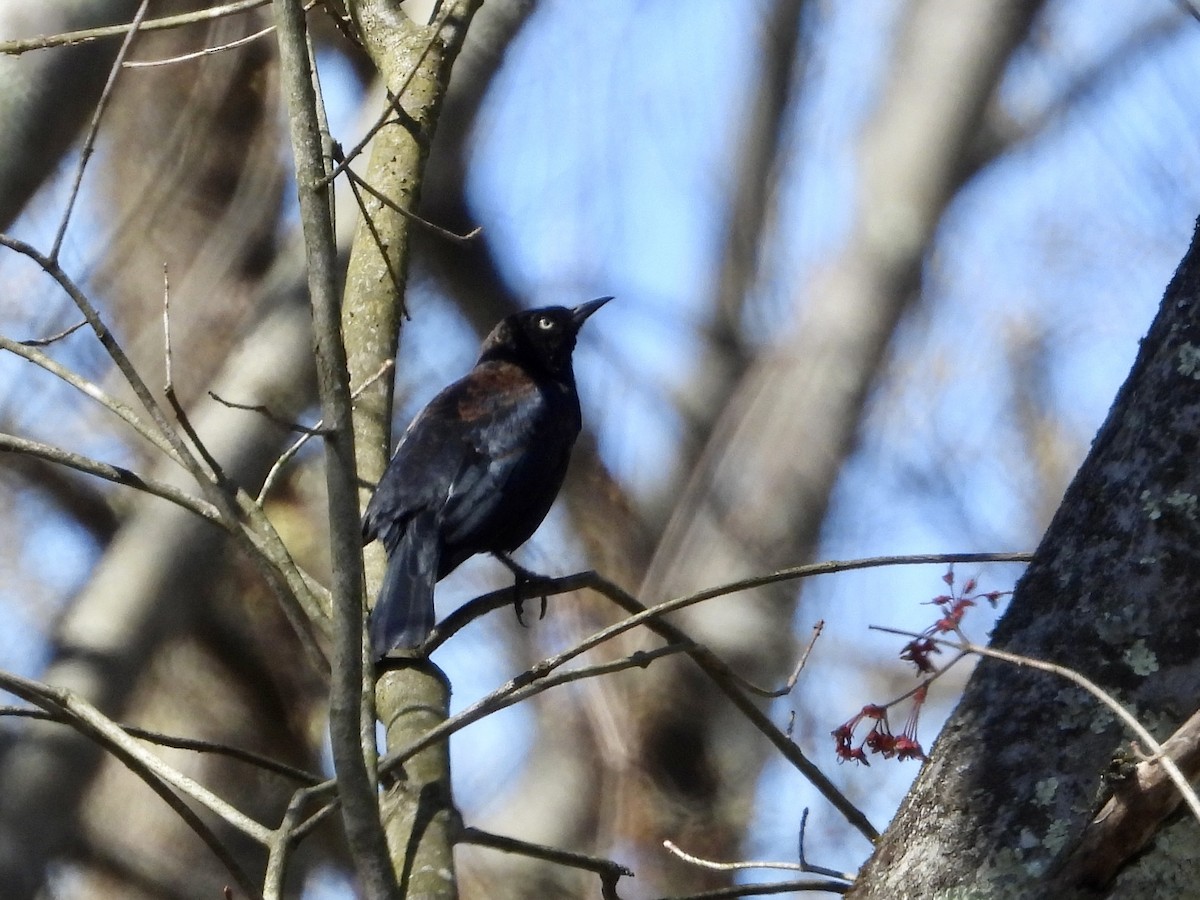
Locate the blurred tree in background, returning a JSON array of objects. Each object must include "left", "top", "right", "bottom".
[{"left": 1, "top": 0, "right": 1199, "bottom": 897}]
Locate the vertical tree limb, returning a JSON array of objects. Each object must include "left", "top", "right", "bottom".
[{"left": 272, "top": 0, "right": 397, "bottom": 895}]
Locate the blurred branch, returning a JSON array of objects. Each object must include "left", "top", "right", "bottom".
[
  {"left": 0, "top": 0, "right": 270, "bottom": 55},
  {"left": 124, "top": 21, "right": 276, "bottom": 68},
  {"left": 0, "top": 450, "right": 119, "bottom": 540},
  {"left": 973, "top": 8, "right": 1192, "bottom": 170},
  {"left": 0, "top": 671, "right": 273, "bottom": 843},
  {"left": 0, "top": 705, "right": 321, "bottom": 785},
  {"left": 669, "top": 0, "right": 809, "bottom": 512},
  {"left": 0, "top": 676, "right": 265, "bottom": 899}
]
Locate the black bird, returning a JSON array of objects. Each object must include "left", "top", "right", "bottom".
[{"left": 363, "top": 298, "right": 610, "bottom": 658}]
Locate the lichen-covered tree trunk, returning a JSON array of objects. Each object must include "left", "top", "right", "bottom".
[{"left": 851, "top": 215, "right": 1200, "bottom": 898}]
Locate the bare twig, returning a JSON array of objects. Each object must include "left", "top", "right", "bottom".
[
  {"left": 0, "top": 671, "right": 273, "bottom": 844},
  {"left": 51, "top": 0, "right": 151, "bottom": 261},
  {"left": 340, "top": 165, "right": 406, "bottom": 307},
  {"left": 346, "top": 166, "right": 481, "bottom": 244},
  {"left": 1055, "top": 707, "right": 1200, "bottom": 889},
  {"left": 460, "top": 826, "right": 633, "bottom": 900},
  {"left": 207, "top": 391, "right": 329, "bottom": 435},
  {"left": 735, "top": 620, "right": 825, "bottom": 699},
  {"left": 257, "top": 358, "right": 394, "bottom": 504},
  {"left": 653, "top": 879, "right": 850, "bottom": 898},
  {"left": 0, "top": 332, "right": 183, "bottom": 461},
  {"left": 265, "top": 781, "right": 338, "bottom": 900},
  {"left": 285, "top": 554, "right": 1030, "bottom": 860},
  {"left": 124, "top": 23, "right": 276, "bottom": 68},
  {"left": 0, "top": 431, "right": 221, "bottom": 521},
  {"left": 664, "top": 823, "right": 853, "bottom": 882},
  {"left": 0, "top": 0, "right": 270, "bottom": 55},
  {"left": 0, "top": 716, "right": 262, "bottom": 900},
  {"left": 0, "top": 705, "right": 320, "bottom": 785},
  {"left": 17, "top": 320, "right": 87, "bottom": 346}
]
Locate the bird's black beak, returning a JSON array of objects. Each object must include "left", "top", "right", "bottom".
[{"left": 571, "top": 296, "right": 612, "bottom": 327}]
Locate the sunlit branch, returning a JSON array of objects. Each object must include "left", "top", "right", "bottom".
[{"left": 0, "top": 0, "right": 270, "bottom": 55}]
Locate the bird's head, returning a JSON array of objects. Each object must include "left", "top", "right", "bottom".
[{"left": 479, "top": 297, "right": 611, "bottom": 377}]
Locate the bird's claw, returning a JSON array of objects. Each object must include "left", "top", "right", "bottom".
[
  {"left": 497, "top": 552, "right": 551, "bottom": 628},
  {"left": 514, "top": 591, "right": 549, "bottom": 627}
]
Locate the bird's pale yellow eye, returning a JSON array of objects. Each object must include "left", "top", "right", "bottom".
[{"left": 537, "top": 315, "right": 555, "bottom": 330}]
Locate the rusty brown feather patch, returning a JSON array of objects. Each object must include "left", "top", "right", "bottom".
[{"left": 456, "top": 363, "right": 536, "bottom": 421}]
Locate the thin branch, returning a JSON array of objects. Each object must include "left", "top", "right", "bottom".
[
  {"left": 319, "top": 104, "right": 398, "bottom": 189},
  {"left": 0, "top": 671, "right": 273, "bottom": 844},
  {"left": 346, "top": 166, "right": 481, "bottom": 244},
  {"left": 17, "top": 319, "right": 87, "bottom": 346},
  {"left": 429, "top": 552, "right": 1031, "bottom": 650},
  {"left": 408, "top": 553, "right": 1030, "bottom": 842},
  {"left": 967, "top": 640, "right": 1200, "bottom": 825},
  {"left": 663, "top": 838, "right": 852, "bottom": 883},
  {"left": 0, "top": 713, "right": 268, "bottom": 898},
  {"left": 276, "top": 554, "right": 1031, "bottom": 856},
  {"left": 318, "top": 13, "right": 459, "bottom": 191},
  {"left": 0, "top": 706, "right": 321, "bottom": 785},
  {"left": 653, "top": 878, "right": 850, "bottom": 898},
  {"left": 0, "top": 234, "right": 213, "bottom": 484},
  {"left": 51, "top": 0, "right": 151, "bottom": 261},
  {"left": 257, "top": 358, "right": 394, "bottom": 503},
  {"left": 735, "top": 619, "right": 824, "bottom": 699},
  {"left": 1054, "top": 707, "right": 1200, "bottom": 889},
  {"left": 264, "top": 782, "right": 331, "bottom": 900},
  {"left": 162, "top": 264, "right": 173, "bottom": 389},
  {"left": 1, "top": 238, "right": 331, "bottom": 670},
  {"left": 0, "top": 332, "right": 183, "bottom": 460},
  {"left": 0, "top": 0, "right": 270, "bottom": 55},
  {"left": 460, "top": 826, "right": 633, "bottom": 900},
  {"left": 0, "top": 431, "right": 221, "bottom": 521},
  {"left": 207, "top": 391, "right": 328, "bottom": 434},
  {"left": 341, "top": 162, "right": 406, "bottom": 306},
  {"left": 124, "top": 23, "right": 276, "bottom": 68}
]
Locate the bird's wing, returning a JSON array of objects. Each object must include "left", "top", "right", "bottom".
[
  {"left": 439, "top": 370, "right": 554, "bottom": 543},
  {"left": 361, "top": 362, "right": 557, "bottom": 549}
]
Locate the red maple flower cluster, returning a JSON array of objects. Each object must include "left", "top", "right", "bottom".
[
  {"left": 900, "top": 569, "right": 1006, "bottom": 674},
  {"left": 833, "top": 689, "right": 927, "bottom": 765},
  {"left": 832, "top": 568, "right": 1010, "bottom": 767}
]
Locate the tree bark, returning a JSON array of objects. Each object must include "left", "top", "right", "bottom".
[{"left": 851, "top": 215, "right": 1200, "bottom": 898}]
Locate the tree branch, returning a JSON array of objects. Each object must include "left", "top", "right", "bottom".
[{"left": 272, "top": 0, "right": 395, "bottom": 896}]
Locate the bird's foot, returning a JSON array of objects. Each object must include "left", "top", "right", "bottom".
[{"left": 494, "top": 552, "right": 551, "bottom": 627}]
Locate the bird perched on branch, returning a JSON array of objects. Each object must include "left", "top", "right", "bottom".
[{"left": 363, "top": 297, "right": 611, "bottom": 658}]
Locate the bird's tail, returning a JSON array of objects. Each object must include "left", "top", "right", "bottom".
[{"left": 369, "top": 510, "right": 439, "bottom": 659}]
